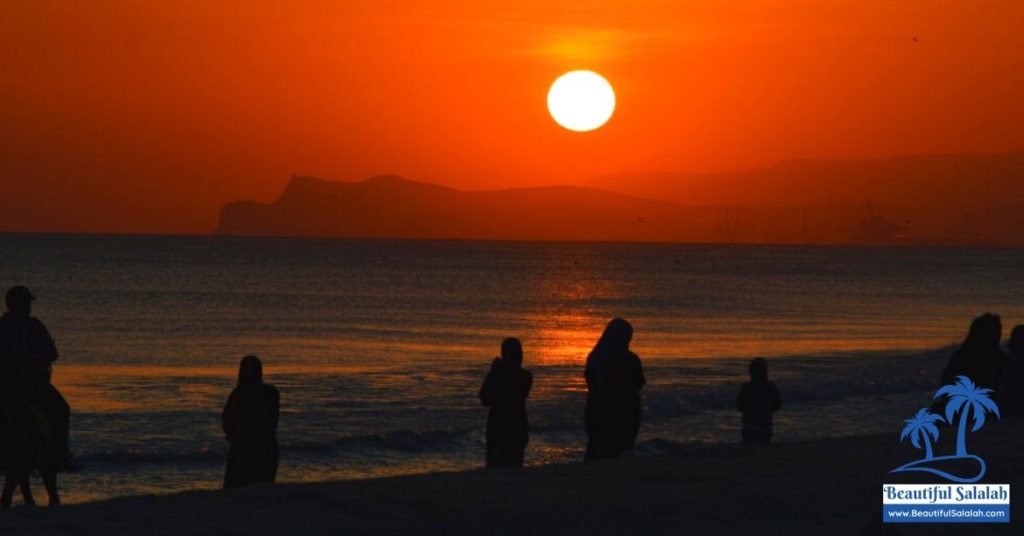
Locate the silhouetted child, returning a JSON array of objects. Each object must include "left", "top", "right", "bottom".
[
  {"left": 736, "top": 358, "right": 782, "bottom": 445},
  {"left": 479, "top": 338, "right": 532, "bottom": 467},
  {"left": 584, "top": 319, "right": 645, "bottom": 461},
  {"left": 222, "top": 355, "right": 280, "bottom": 488},
  {"left": 997, "top": 325, "right": 1024, "bottom": 415}
]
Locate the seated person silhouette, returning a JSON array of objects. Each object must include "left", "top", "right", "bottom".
[
  {"left": 479, "top": 338, "right": 532, "bottom": 467},
  {"left": 736, "top": 358, "right": 782, "bottom": 445},
  {"left": 997, "top": 325, "right": 1024, "bottom": 415},
  {"left": 222, "top": 355, "right": 280, "bottom": 488},
  {"left": 0, "top": 286, "right": 69, "bottom": 508}
]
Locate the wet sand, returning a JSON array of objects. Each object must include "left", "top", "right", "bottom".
[{"left": 2, "top": 418, "right": 1021, "bottom": 535}]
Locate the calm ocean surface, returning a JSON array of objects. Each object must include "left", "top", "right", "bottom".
[{"left": 1, "top": 234, "right": 1023, "bottom": 503}]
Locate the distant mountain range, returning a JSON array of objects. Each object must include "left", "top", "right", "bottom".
[
  {"left": 215, "top": 153, "right": 1024, "bottom": 245},
  {"left": 215, "top": 175, "right": 726, "bottom": 243},
  {"left": 587, "top": 152, "right": 1024, "bottom": 246}
]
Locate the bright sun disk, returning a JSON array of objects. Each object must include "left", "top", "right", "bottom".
[{"left": 547, "top": 70, "right": 616, "bottom": 132}]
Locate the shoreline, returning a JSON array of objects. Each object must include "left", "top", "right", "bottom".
[
  {"left": 48, "top": 347, "right": 954, "bottom": 504},
  {"left": 3, "top": 419, "right": 1020, "bottom": 534}
]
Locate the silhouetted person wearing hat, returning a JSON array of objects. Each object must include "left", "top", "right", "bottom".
[
  {"left": 0, "top": 286, "right": 68, "bottom": 507},
  {"left": 222, "top": 355, "right": 280, "bottom": 488},
  {"left": 997, "top": 325, "right": 1024, "bottom": 415},
  {"left": 940, "top": 313, "right": 1008, "bottom": 390},
  {"left": 737, "top": 358, "right": 782, "bottom": 444},
  {"left": 584, "top": 319, "right": 645, "bottom": 461},
  {"left": 479, "top": 338, "right": 532, "bottom": 467}
]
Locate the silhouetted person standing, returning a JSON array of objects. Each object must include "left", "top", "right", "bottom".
[
  {"left": 479, "top": 338, "right": 532, "bottom": 467},
  {"left": 997, "top": 325, "right": 1024, "bottom": 415},
  {"left": 584, "top": 319, "right": 645, "bottom": 461},
  {"left": 0, "top": 286, "right": 68, "bottom": 507},
  {"left": 736, "top": 358, "right": 782, "bottom": 444},
  {"left": 222, "top": 355, "right": 280, "bottom": 488},
  {"left": 940, "top": 314, "right": 1008, "bottom": 390}
]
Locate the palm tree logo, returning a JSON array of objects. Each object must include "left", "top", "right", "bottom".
[
  {"left": 891, "top": 376, "right": 1001, "bottom": 483},
  {"left": 937, "top": 376, "right": 1001, "bottom": 458},
  {"left": 899, "top": 409, "right": 943, "bottom": 460}
]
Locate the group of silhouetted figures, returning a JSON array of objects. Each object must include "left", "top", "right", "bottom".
[
  {"left": 479, "top": 319, "right": 650, "bottom": 465},
  {"left": 481, "top": 319, "right": 650, "bottom": 465},
  {"left": 3, "top": 286, "right": 1024, "bottom": 508},
  {"left": 478, "top": 318, "right": 784, "bottom": 468},
  {"left": 0, "top": 285, "right": 283, "bottom": 506},
  {"left": 477, "top": 313, "right": 1024, "bottom": 468}
]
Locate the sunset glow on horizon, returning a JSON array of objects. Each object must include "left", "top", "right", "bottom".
[
  {"left": 3, "top": 2, "right": 1023, "bottom": 519},
  {"left": 2, "top": 1, "right": 1023, "bottom": 235}
]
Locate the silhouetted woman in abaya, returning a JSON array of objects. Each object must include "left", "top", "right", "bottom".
[
  {"left": 940, "top": 313, "right": 1008, "bottom": 390},
  {"left": 222, "top": 355, "right": 280, "bottom": 488},
  {"left": 479, "top": 338, "right": 533, "bottom": 467},
  {"left": 584, "top": 319, "right": 645, "bottom": 461},
  {"left": 997, "top": 325, "right": 1024, "bottom": 415}
]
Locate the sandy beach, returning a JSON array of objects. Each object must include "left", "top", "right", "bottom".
[{"left": 1, "top": 417, "right": 1019, "bottom": 535}]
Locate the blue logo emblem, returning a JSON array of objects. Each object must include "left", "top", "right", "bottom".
[{"left": 891, "top": 376, "right": 1001, "bottom": 483}]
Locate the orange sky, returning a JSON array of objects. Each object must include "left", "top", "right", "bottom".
[{"left": 2, "top": 0, "right": 1023, "bottom": 234}]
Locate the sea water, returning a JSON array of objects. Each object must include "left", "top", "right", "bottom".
[{"left": 2, "top": 234, "right": 1023, "bottom": 503}]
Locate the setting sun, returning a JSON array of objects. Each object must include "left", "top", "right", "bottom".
[
  {"left": 2, "top": 1, "right": 1024, "bottom": 531},
  {"left": 547, "top": 70, "right": 616, "bottom": 132}
]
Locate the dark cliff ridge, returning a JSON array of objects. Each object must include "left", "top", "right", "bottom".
[
  {"left": 214, "top": 175, "right": 723, "bottom": 242},
  {"left": 214, "top": 165, "right": 1019, "bottom": 245}
]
